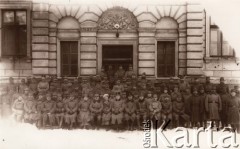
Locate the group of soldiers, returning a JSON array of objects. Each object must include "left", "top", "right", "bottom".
[{"left": 0, "top": 65, "right": 240, "bottom": 132}]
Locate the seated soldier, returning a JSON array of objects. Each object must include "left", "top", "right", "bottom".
[
  {"left": 111, "top": 94, "right": 125, "bottom": 131},
  {"left": 124, "top": 93, "right": 137, "bottom": 131},
  {"left": 136, "top": 92, "right": 148, "bottom": 129},
  {"left": 65, "top": 93, "right": 78, "bottom": 129},
  {"left": 55, "top": 93, "right": 65, "bottom": 128},
  {"left": 149, "top": 93, "right": 162, "bottom": 128},
  {"left": 173, "top": 95, "right": 190, "bottom": 128},
  {"left": 161, "top": 96, "right": 172, "bottom": 128},
  {"left": 24, "top": 92, "right": 36, "bottom": 124},
  {"left": 42, "top": 93, "right": 56, "bottom": 128},
  {"left": 89, "top": 93, "right": 103, "bottom": 129},
  {"left": 102, "top": 94, "right": 112, "bottom": 130},
  {"left": 12, "top": 95, "right": 25, "bottom": 122},
  {"left": 78, "top": 94, "right": 91, "bottom": 129},
  {"left": 145, "top": 91, "right": 153, "bottom": 107}
]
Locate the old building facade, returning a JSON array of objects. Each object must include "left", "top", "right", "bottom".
[{"left": 0, "top": 0, "right": 239, "bottom": 84}]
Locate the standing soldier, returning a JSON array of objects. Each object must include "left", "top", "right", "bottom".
[
  {"left": 172, "top": 95, "right": 190, "bottom": 128},
  {"left": 55, "top": 93, "right": 65, "bottom": 128},
  {"left": 159, "top": 87, "right": 171, "bottom": 102},
  {"left": 112, "top": 80, "right": 124, "bottom": 94},
  {"left": 42, "top": 93, "right": 56, "bottom": 128},
  {"left": 12, "top": 95, "right": 25, "bottom": 122},
  {"left": 124, "top": 65, "right": 135, "bottom": 79},
  {"left": 161, "top": 96, "right": 172, "bottom": 128},
  {"left": 149, "top": 93, "right": 162, "bottom": 128},
  {"left": 219, "top": 86, "right": 231, "bottom": 128},
  {"left": 217, "top": 77, "right": 229, "bottom": 94},
  {"left": 190, "top": 88, "right": 201, "bottom": 127},
  {"left": 18, "top": 78, "right": 28, "bottom": 94},
  {"left": 37, "top": 75, "right": 49, "bottom": 94},
  {"left": 78, "top": 94, "right": 91, "bottom": 129},
  {"left": 111, "top": 94, "right": 125, "bottom": 130},
  {"left": 0, "top": 87, "right": 12, "bottom": 119},
  {"left": 29, "top": 77, "right": 38, "bottom": 96},
  {"left": 198, "top": 86, "right": 207, "bottom": 127},
  {"left": 107, "top": 65, "right": 115, "bottom": 89},
  {"left": 171, "top": 85, "right": 181, "bottom": 102},
  {"left": 65, "top": 94, "right": 78, "bottom": 129},
  {"left": 7, "top": 77, "right": 17, "bottom": 96},
  {"left": 227, "top": 89, "right": 240, "bottom": 132},
  {"left": 114, "top": 65, "right": 125, "bottom": 81},
  {"left": 145, "top": 91, "right": 154, "bottom": 107},
  {"left": 168, "top": 77, "right": 176, "bottom": 93},
  {"left": 178, "top": 76, "right": 190, "bottom": 93},
  {"left": 136, "top": 93, "right": 148, "bottom": 129},
  {"left": 205, "top": 86, "right": 222, "bottom": 128},
  {"left": 102, "top": 94, "right": 112, "bottom": 130},
  {"left": 182, "top": 88, "right": 192, "bottom": 121},
  {"left": 89, "top": 93, "right": 103, "bottom": 129},
  {"left": 99, "top": 67, "right": 107, "bottom": 80},
  {"left": 204, "top": 77, "right": 213, "bottom": 94},
  {"left": 124, "top": 93, "right": 137, "bottom": 130}
]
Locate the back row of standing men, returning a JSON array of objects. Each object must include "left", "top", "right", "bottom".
[{"left": 0, "top": 65, "right": 240, "bottom": 132}]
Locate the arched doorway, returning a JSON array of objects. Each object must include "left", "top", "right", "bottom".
[{"left": 97, "top": 7, "right": 138, "bottom": 74}]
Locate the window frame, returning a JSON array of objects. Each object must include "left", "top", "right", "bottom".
[
  {"left": 155, "top": 39, "right": 178, "bottom": 79},
  {"left": 210, "top": 25, "right": 235, "bottom": 58},
  {"left": 0, "top": 1, "right": 31, "bottom": 60}
]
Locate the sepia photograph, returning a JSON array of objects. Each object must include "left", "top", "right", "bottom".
[{"left": 0, "top": 0, "right": 240, "bottom": 148}]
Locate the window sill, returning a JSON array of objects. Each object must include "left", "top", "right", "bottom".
[
  {"left": 0, "top": 56, "right": 31, "bottom": 63},
  {"left": 204, "top": 56, "right": 238, "bottom": 63}
]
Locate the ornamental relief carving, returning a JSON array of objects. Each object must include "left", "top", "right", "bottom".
[{"left": 98, "top": 7, "right": 138, "bottom": 30}]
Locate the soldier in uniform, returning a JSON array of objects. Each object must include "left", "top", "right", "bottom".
[
  {"left": 217, "top": 77, "right": 229, "bottom": 94},
  {"left": 205, "top": 86, "right": 222, "bottom": 128},
  {"left": 219, "top": 86, "right": 231, "bottom": 128},
  {"left": 7, "top": 77, "right": 17, "bottom": 96},
  {"left": 12, "top": 95, "right": 25, "bottom": 122},
  {"left": 178, "top": 76, "right": 190, "bottom": 93},
  {"left": 136, "top": 93, "right": 148, "bottom": 129},
  {"left": 161, "top": 96, "right": 172, "bottom": 128},
  {"left": 124, "top": 65, "right": 135, "bottom": 79},
  {"left": 65, "top": 93, "right": 78, "bottom": 129},
  {"left": 114, "top": 65, "right": 125, "bottom": 81},
  {"left": 18, "top": 78, "right": 28, "bottom": 94},
  {"left": 227, "top": 89, "right": 240, "bottom": 132},
  {"left": 29, "top": 77, "right": 38, "bottom": 96},
  {"left": 173, "top": 95, "right": 190, "bottom": 127},
  {"left": 182, "top": 87, "right": 192, "bottom": 121},
  {"left": 42, "top": 93, "right": 56, "bottom": 127},
  {"left": 99, "top": 67, "right": 107, "bottom": 80},
  {"left": 89, "top": 93, "right": 103, "bottom": 129},
  {"left": 37, "top": 75, "right": 49, "bottom": 94},
  {"left": 55, "top": 93, "right": 65, "bottom": 128},
  {"left": 124, "top": 93, "right": 137, "bottom": 130},
  {"left": 204, "top": 77, "right": 213, "bottom": 94},
  {"left": 190, "top": 88, "right": 201, "bottom": 127},
  {"left": 168, "top": 78, "right": 177, "bottom": 93},
  {"left": 107, "top": 65, "right": 115, "bottom": 89},
  {"left": 171, "top": 85, "right": 182, "bottom": 102},
  {"left": 145, "top": 91, "right": 154, "bottom": 107},
  {"left": 78, "top": 94, "right": 91, "bottom": 129},
  {"left": 102, "top": 94, "right": 112, "bottom": 130},
  {"left": 198, "top": 85, "right": 207, "bottom": 127},
  {"left": 24, "top": 92, "right": 36, "bottom": 123},
  {"left": 112, "top": 80, "right": 124, "bottom": 94},
  {"left": 111, "top": 94, "right": 125, "bottom": 130},
  {"left": 159, "top": 87, "right": 171, "bottom": 102},
  {"left": 149, "top": 93, "right": 162, "bottom": 126},
  {"left": 35, "top": 94, "right": 45, "bottom": 128}
]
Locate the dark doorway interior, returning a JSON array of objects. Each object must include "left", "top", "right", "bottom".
[{"left": 102, "top": 45, "right": 133, "bottom": 72}]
